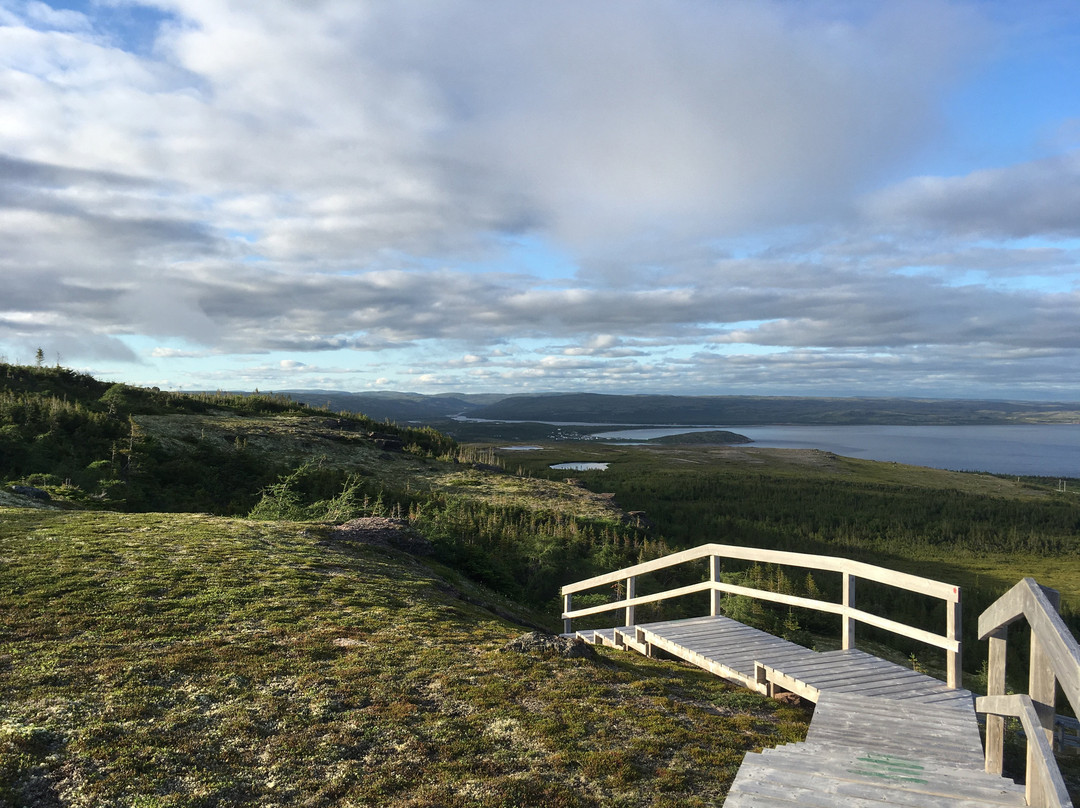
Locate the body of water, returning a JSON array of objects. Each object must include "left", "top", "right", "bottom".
[{"left": 589, "top": 424, "right": 1080, "bottom": 478}]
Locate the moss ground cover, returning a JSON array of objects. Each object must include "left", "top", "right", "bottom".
[{"left": 0, "top": 507, "right": 808, "bottom": 807}]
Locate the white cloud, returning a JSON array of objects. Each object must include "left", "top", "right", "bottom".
[
  {"left": 866, "top": 150, "right": 1080, "bottom": 238},
  {"left": 3, "top": 0, "right": 1080, "bottom": 397},
  {"left": 23, "top": 2, "right": 92, "bottom": 31}
]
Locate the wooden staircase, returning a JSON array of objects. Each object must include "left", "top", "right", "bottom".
[
  {"left": 563, "top": 546, "right": 1078, "bottom": 807},
  {"left": 727, "top": 691, "right": 1026, "bottom": 807}
]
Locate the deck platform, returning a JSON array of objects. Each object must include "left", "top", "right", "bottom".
[{"left": 573, "top": 615, "right": 1028, "bottom": 807}]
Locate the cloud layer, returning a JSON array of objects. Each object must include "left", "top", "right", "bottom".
[{"left": 2, "top": 0, "right": 1079, "bottom": 397}]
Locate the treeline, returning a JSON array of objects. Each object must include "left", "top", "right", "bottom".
[
  {"left": 468, "top": 392, "right": 1080, "bottom": 425},
  {"left": 516, "top": 456, "right": 1080, "bottom": 690},
  {"left": 604, "top": 470, "right": 1080, "bottom": 558},
  {"left": 410, "top": 496, "right": 667, "bottom": 605}
]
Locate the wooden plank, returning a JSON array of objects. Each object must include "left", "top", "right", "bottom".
[
  {"left": 843, "top": 572, "right": 855, "bottom": 649},
  {"left": 660, "top": 624, "right": 771, "bottom": 645},
  {"left": 757, "top": 746, "right": 1022, "bottom": 794},
  {"left": 808, "top": 667, "right": 954, "bottom": 692},
  {"left": 804, "top": 692, "right": 985, "bottom": 766},
  {"left": 636, "top": 631, "right": 761, "bottom": 688},
  {"left": 828, "top": 678, "right": 962, "bottom": 701},
  {"left": 813, "top": 689, "right": 978, "bottom": 726},
  {"left": 729, "top": 757, "right": 1025, "bottom": 808},
  {"left": 691, "top": 637, "right": 809, "bottom": 657},
  {"left": 578, "top": 602, "right": 1049, "bottom": 808},
  {"left": 766, "top": 650, "right": 899, "bottom": 676},
  {"left": 752, "top": 757, "right": 1024, "bottom": 801}
]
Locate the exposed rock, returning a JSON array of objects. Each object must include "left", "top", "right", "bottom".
[
  {"left": 502, "top": 631, "right": 596, "bottom": 659},
  {"left": 9, "top": 485, "right": 51, "bottom": 501},
  {"left": 772, "top": 691, "right": 804, "bottom": 706},
  {"left": 322, "top": 418, "right": 360, "bottom": 432},
  {"left": 469, "top": 462, "right": 505, "bottom": 474},
  {"left": 328, "top": 517, "right": 432, "bottom": 555},
  {"left": 367, "top": 432, "right": 404, "bottom": 451}
]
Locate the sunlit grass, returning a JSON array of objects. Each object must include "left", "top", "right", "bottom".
[{"left": 0, "top": 507, "right": 808, "bottom": 806}]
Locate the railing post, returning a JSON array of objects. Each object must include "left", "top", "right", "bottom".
[
  {"left": 1028, "top": 587, "right": 1060, "bottom": 807},
  {"left": 842, "top": 572, "right": 855, "bottom": 650},
  {"left": 947, "top": 586, "right": 962, "bottom": 689},
  {"left": 625, "top": 576, "right": 636, "bottom": 627},
  {"left": 563, "top": 593, "right": 572, "bottom": 635},
  {"left": 985, "top": 627, "right": 1007, "bottom": 776},
  {"left": 710, "top": 555, "right": 722, "bottom": 616}
]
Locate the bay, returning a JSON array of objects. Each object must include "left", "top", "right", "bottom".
[{"left": 590, "top": 424, "right": 1080, "bottom": 478}]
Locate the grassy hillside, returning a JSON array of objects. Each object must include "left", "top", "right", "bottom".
[
  {"left": 0, "top": 363, "right": 453, "bottom": 512},
  {"left": 0, "top": 364, "right": 661, "bottom": 609},
  {"left": 0, "top": 508, "right": 808, "bottom": 807}
]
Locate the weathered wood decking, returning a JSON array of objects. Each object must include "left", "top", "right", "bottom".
[
  {"left": 575, "top": 615, "right": 1027, "bottom": 807},
  {"left": 564, "top": 548, "right": 1077, "bottom": 806}
]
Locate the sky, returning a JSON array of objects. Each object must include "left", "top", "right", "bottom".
[{"left": 2, "top": 0, "right": 1080, "bottom": 399}]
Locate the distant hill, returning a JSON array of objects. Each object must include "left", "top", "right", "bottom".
[
  {"left": 465, "top": 393, "right": 1080, "bottom": 426},
  {"left": 268, "top": 389, "right": 1080, "bottom": 426},
  {"left": 278, "top": 390, "right": 502, "bottom": 422}
]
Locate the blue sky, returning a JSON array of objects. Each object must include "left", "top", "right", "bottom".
[{"left": 2, "top": 0, "right": 1080, "bottom": 399}]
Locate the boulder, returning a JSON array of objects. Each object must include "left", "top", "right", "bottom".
[
  {"left": 10, "top": 485, "right": 51, "bottom": 501},
  {"left": 328, "top": 517, "right": 432, "bottom": 555},
  {"left": 502, "top": 631, "right": 596, "bottom": 659}
]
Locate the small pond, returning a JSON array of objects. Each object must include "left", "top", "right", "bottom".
[{"left": 550, "top": 462, "right": 609, "bottom": 471}]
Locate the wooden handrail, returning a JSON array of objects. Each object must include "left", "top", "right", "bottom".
[
  {"left": 562, "top": 542, "right": 960, "bottom": 600},
  {"left": 561, "top": 543, "right": 963, "bottom": 688},
  {"left": 976, "top": 578, "right": 1079, "bottom": 808},
  {"left": 978, "top": 578, "right": 1080, "bottom": 711},
  {"left": 976, "top": 695, "right": 1072, "bottom": 808}
]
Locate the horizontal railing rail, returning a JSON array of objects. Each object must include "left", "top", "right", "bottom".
[
  {"left": 561, "top": 542, "right": 963, "bottom": 688},
  {"left": 977, "top": 577, "right": 1079, "bottom": 808}
]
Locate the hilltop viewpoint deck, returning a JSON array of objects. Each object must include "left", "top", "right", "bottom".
[{"left": 561, "top": 544, "right": 1079, "bottom": 807}]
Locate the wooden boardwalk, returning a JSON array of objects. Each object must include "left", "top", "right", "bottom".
[
  {"left": 575, "top": 615, "right": 1028, "bottom": 807},
  {"left": 564, "top": 548, "right": 1078, "bottom": 806}
]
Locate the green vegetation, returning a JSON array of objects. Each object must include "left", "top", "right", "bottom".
[
  {"left": 0, "top": 509, "right": 806, "bottom": 806},
  {"left": 0, "top": 363, "right": 452, "bottom": 512},
  {"left": 503, "top": 443, "right": 1080, "bottom": 687},
  {"left": 4, "top": 363, "right": 1080, "bottom": 803}
]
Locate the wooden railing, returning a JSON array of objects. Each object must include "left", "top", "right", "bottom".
[
  {"left": 561, "top": 543, "right": 963, "bottom": 688},
  {"left": 976, "top": 578, "right": 1079, "bottom": 808}
]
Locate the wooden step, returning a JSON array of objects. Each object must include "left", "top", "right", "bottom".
[
  {"left": 727, "top": 740, "right": 1026, "bottom": 808},
  {"left": 805, "top": 690, "right": 984, "bottom": 768}
]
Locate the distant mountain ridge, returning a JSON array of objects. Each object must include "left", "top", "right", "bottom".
[
  {"left": 278, "top": 390, "right": 503, "bottom": 422},
  {"left": 278, "top": 390, "right": 1080, "bottom": 426}
]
